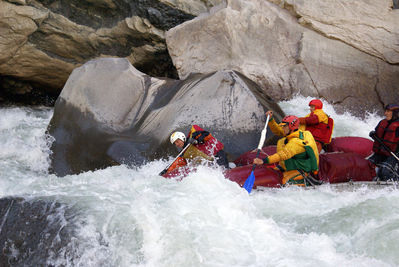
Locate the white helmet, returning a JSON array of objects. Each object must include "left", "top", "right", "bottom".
[{"left": 170, "top": 131, "right": 186, "bottom": 144}]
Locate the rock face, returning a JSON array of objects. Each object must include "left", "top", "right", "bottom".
[
  {"left": 0, "top": 0, "right": 223, "bottom": 104},
  {"left": 166, "top": 0, "right": 399, "bottom": 116},
  {"left": 47, "top": 58, "right": 283, "bottom": 176},
  {"left": 0, "top": 197, "right": 78, "bottom": 266},
  {"left": 276, "top": 0, "right": 399, "bottom": 64}
]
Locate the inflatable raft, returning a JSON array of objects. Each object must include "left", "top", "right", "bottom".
[{"left": 163, "top": 136, "right": 377, "bottom": 189}]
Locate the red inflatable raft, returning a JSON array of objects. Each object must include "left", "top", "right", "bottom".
[{"left": 163, "top": 136, "right": 376, "bottom": 189}]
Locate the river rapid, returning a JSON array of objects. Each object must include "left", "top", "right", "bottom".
[{"left": 1, "top": 96, "right": 398, "bottom": 267}]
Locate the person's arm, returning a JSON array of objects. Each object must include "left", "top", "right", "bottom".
[
  {"left": 265, "top": 145, "right": 297, "bottom": 163},
  {"left": 191, "top": 130, "right": 210, "bottom": 144},
  {"left": 268, "top": 118, "right": 285, "bottom": 136},
  {"left": 302, "top": 113, "right": 319, "bottom": 126},
  {"left": 254, "top": 142, "right": 299, "bottom": 165}
]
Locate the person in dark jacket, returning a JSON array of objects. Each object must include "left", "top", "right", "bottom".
[{"left": 369, "top": 103, "right": 399, "bottom": 181}]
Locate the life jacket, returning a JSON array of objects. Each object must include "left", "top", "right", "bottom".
[
  {"left": 278, "top": 130, "right": 319, "bottom": 173},
  {"left": 303, "top": 109, "right": 334, "bottom": 144},
  {"left": 373, "top": 118, "right": 399, "bottom": 156},
  {"left": 167, "top": 156, "right": 187, "bottom": 173},
  {"left": 187, "top": 125, "right": 224, "bottom": 157},
  {"left": 167, "top": 144, "right": 214, "bottom": 173},
  {"left": 182, "top": 144, "right": 213, "bottom": 162}
]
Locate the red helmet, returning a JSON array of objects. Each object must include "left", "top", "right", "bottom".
[
  {"left": 309, "top": 99, "right": 323, "bottom": 109},
  {"left": 282, "top": 115, "right": 300, "bottom": 131}
]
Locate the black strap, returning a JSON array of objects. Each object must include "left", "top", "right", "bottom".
[{"left": 298, "top": 169, "right": 323, "bottom": 186}]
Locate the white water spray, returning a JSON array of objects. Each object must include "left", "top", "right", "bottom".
[{"left": 1, "top": 102, "right": 398, "bottom": 267}]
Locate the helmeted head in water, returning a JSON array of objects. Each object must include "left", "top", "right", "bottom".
[{"left": 170, "top": 131, "right": 186, "bottom": 149}]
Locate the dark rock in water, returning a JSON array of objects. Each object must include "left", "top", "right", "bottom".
[
  {"left": 47, "top": 57, "right": 284, "bottom": 176},
  {"left": 0, "top": 197, "right": 78, "bottom": 266}
]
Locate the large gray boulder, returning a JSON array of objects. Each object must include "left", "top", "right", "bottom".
[
  {"left": 166, "top": 0, "right": 399, "bottom": 116},
  {"left": 47, "top": 58, "right": 283, "bottom": 176}
]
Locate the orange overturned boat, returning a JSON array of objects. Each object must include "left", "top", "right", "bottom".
[{"left": 163, "top": 136, "right": 377, "bottom": 189}]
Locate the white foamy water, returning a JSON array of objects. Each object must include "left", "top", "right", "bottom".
[{"left": 1, "top": 101, "right": 398, "bottom": 267}]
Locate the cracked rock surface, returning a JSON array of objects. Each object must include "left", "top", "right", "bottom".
[
  {"left": 166, "top": 0, "right": 399, "bottom": 115},
  {"left": 0, "top": 0, "right": 222, "bottom": 104}
]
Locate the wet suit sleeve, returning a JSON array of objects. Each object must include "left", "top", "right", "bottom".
[
  {"left": 191, "top": 131, "right": 210, "bottom": 144},
  {"left": 264, "top": 153, "right": 281, "bottom": 164},
  {"left": 268, "top": 118, "right": 285, "bottom": 136},
  {"left": 264, "top": 141, "right": 303, "bottom": 164},
  {"left": 304, "top": 113, "right": 319, "bottom": 125}
]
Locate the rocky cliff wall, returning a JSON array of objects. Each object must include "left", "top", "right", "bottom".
[
  {"left": 0, "top": 0, "right": 222, "bottom": 105},
  {"left": 166, "top": 0, "right": 399, "bottom": 116}
]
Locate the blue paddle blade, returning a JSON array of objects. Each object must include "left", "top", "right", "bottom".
[{"left": 243, "top": 171, "right": 255, "bottom": 193}]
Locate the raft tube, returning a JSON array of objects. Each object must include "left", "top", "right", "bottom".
[
  {"left": 317, "top": 152, "right": 375, "bottom": 183},
  {"left": 162, "top": 164, "right": 282, "bottom": 188},
  {"left": 163, "top": 136, "right": 377, "bottom": 188},
  {"left": 325, "top": 136, "right": 373, "bottom": 157}
]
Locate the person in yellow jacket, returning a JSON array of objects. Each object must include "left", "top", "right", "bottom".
[
  {"left": 298, "top": 99, "right": 334, "bottom": 152},
  {"left": 253, "top": 110, "right": 320, "bottom": 186}
]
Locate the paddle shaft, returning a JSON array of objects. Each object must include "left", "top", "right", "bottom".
[
  {"left": 257, "top": 115, "right": 271, "bottom": 150},
  {"left": 251, "top": 149, "right": 261, "bottom": 171},
  {"left": 159, "top": 143, "right": 191, "bottom": 176},
  {"left": 371, "top": 133, "right": 399, "bottom": 162},
  {"left": 243, "top": 114, "right": 271, "bottom": 193},
  {"left": 252, "top": 114, "right": 271, "bottom": 168}
]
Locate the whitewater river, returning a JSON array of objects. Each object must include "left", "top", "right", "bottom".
[{"left": 1, "top": 96, "right": 398, "bottom": 267}]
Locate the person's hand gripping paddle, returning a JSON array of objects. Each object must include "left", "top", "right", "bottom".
[
  {"left": 243, "top": 114, "right": 270, "bottom": 193},
  {"left": 159, "top": 143, "right": 191, "bottom": 176}
]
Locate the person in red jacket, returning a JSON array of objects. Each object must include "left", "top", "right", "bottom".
[
  {"left": 368, "top": 103, "right": 399, "bottom": 181},
  {"left": 167, "top": 125, "right": 229, "bottom": 173},
  {"left": 299, "top": 99, "right": 334, "bottom": 152}
]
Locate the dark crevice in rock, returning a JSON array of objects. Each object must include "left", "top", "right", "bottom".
[
  {"left": 0, "top": 76, "right": 58, "bottom": 106},
  {"left": 282, "top": 1, "right": 301, "bottom": 19},
  {"left": 300, "top": 63, "right": 320, "bottom": 96},
  {"left": 33, "top": 0, "right": 131, "bottom": 29},
  {"left": 394, "top": 0, "right": 399, "bottom": 9},
  {"left": 331, "top": 95, "right": 355, "bottom": 105},
  {"left": 132, "top": 0, "right": 195, "bottom": 30},
  {"left": 134, "top": 50, "right": 179, "bottom": 79},
  {"left": 373, "top": 61, "right": 385, "bottom": 112},
  {"left": 32, "top": 0, "right": 195, "bottom": 30}
]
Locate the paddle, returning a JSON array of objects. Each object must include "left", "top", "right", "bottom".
[
  {"left": 243, "top": 114, "right": 271, "bottom": 193},
  {"left": 369, "top": 131, "right": 399, "bottom": 162},
  {"left": 159, "top": 143, "right": 191, "bottom": 176}
]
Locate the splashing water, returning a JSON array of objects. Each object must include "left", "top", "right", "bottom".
[{"left": 1, "top": 101, "right": 398, "bottom": 267}]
